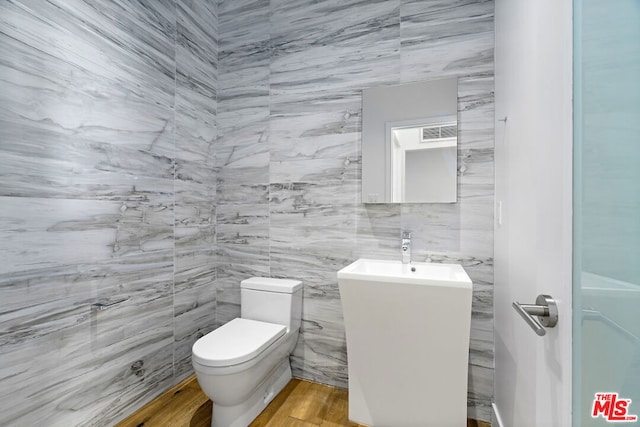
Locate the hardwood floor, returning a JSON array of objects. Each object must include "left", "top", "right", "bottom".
[
  {"left": 116, "top": 375, "right": 491, "bottom": 427},
  {"left": 250, "top": 378, "right": 363, "bottom": 427},
  {"left": 116, "top": 375, "right": 211, "bottom": 427}
]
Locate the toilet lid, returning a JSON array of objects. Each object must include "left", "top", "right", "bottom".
[{"left": 192, "top": 318, "right": 287, "bottom": 367}]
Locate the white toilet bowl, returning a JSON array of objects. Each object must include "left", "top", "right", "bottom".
[{"left": 192, "top": 277, "right": 302, "bottom": 427}]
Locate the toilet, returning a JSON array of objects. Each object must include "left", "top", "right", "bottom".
[{"left": 192, "top": 277, "right": 303, "bottom": 427}]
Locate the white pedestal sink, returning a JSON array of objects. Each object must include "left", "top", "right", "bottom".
[{"left": 337, "top": 258, "right": 473, "bottom": 427}]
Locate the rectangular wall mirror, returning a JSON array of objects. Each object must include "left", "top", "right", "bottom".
[{"left": 362, "top": 77, "right": 458, "bottom": 203}]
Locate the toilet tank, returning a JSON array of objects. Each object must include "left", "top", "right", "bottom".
[{"left": 240, "top": 277, "right": 303, "bottom": 332}]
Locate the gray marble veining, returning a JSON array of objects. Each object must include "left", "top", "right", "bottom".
[
  {"left": 174, "top": 0, "right": 219, "bottom": 381},
  {"left": 217, "top": 0, "right": 495, "bottom": 421},
  {"left": 2, "top": 0, "right": 495, "bottom": 425},
  {"left": 1, "top": 0, "right": 217, "bottom": 425}
]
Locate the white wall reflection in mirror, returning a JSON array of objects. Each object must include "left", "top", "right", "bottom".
[
  {"left": 362, "top": 77, "right": 458, "bottom": 203},
  {"left": 387, "top": 117, "right": 458, "bottom": 202}
]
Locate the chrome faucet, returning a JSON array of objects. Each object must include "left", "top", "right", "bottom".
[{"left": 401, "top": 231, "right": 411, "bottom": 264}]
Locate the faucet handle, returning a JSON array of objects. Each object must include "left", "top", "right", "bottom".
[{"left": 402, "top": 231, "right": 411, "bottom": 239}]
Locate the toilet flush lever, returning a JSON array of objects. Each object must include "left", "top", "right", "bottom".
[{"left": 512, "top": 294, "right": 558, "bottom": 337}]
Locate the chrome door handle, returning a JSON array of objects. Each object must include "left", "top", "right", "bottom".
[{"left": 512, "top": 294, "right": 558, "bottom": 336}]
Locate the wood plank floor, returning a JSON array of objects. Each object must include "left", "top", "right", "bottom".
[
  {"left": 116, "top": 374, "right": 491, "bottom": 427},
  {"left": 116, "top": 375, "right": 211, "bottom": 427}
]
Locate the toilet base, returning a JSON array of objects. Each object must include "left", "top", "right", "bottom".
[{"left": 211, "top": 358, "right": 292, "bottom": 427}]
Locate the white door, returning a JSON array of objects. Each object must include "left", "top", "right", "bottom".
[{"left": 493, "top": 1, "right": 573, "bottom": 426}]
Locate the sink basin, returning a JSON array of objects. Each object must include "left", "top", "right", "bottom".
[
  {"left": 337, "top": 257, "right": 472, "bottom": 287},
  {"left": 337, "top": 258, "right": 473, "bottom": 426}
]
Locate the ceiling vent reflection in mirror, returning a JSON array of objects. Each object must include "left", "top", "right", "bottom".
[{"left": 421, "top": 123, "right": 457, "bottom": 142}]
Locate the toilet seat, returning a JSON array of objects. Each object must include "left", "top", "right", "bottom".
[{"left": 192, "top": 318, "right": 286, "bottom": 368}]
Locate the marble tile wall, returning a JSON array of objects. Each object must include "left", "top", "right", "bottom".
[
  {"left": 0, "top": 1, "right": 217, "bottom": 426},
  {"left": 215, "top": 0, "right": 271, "bottom": 328},
  {"left": 1, "top": 0, "right": 494, "bottom": 424},
  {"left": 174, "top": 0, "right": 219, "bottom": 381},
  {"left": 217, "top": 0, "right": 494, "bottom": 422}
]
